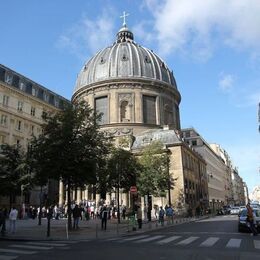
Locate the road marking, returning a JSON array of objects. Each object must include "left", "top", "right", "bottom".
[
  {"left": 0, "top": 248, "right": 36, "bottom": 254},
  {"left": 200, "top": 237, "right": 219, "bottom": 247},
  {"left": 120, "top": 235, "right": 149, "bottom": 242},
  {"left": 26, "top": 242, "right": 67, "bottom": 247},
  {"left": 176, "top": 236, "right": 199, "bottom": 245},
  {"left": 254, "top": 240, "right": 260, "bottom": 249},
  {"left": 226, "top": 239, "right": 241, "bottom": 248},
  {"left": 156, "top": 235, "right": 181, "bottom": 245},
  {"left": 0, "top": 256, "right": 18, "bottom": 260},
  {"left": 134, "top": 235, "right": 164, "bottom": 243},
  {"left": 10, "top": 245, "right": 52, "bottom": 250}
]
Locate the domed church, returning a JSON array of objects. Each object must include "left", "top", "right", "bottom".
[
  {"left": 72, "top": 19, "right": 181, "bottom": 137},
  {"left": 68, "top": 15, "right": 208, "bottom": 213}
]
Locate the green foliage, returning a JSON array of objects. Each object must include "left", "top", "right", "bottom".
[
  {"left": 29, "top": 100, "right": 111, "bottom": 229},
  {"left": 30, "top": 101, "right": 110, "bottom": 187},
  {"left": 105, "top": 147, "right": 141, "bottom": 192},
  {"left": 137, "top": 141, "right": 170, "bottom": 197},
  {"left": 0, "top": 144, "right": 29, "bottom": 196}
]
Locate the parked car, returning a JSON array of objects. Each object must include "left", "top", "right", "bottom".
[
  {"left": 239, "top": 206, "right": 246, "bottom": 214},
  {"left": 230, "top": 207, "right": 240, "bottom": 215},
  {"left": 238, "top": 208, "right": 260, "bottom": 232}
]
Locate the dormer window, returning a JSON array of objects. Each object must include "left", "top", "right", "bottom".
[
  {"left": 144, "top": 56, "right": 151, "bottom": 63},
  {"left": 32, "top": 87, "right": 37, "bottom": 96},
  {"left": 122, "top": 54, "right": 128, "bottom": 61},
  {"left": 43, "top": 92, "right": 49, "bottom": 102},
  {"left": 19, "top": 81, "right": 27, "bottom": 91},
  {"left": 5, "top": 73, "right": 12, "bottom": 85},
  {"left": 100, "top": 57, "right": 105, "bottom": 64}
]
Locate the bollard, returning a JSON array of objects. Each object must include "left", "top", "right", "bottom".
[
  {"left": 66, "top": 223, "right": 69, "bottom": 240},
  {"left": 116, "top": 221, "right": 119, "bottom": 235},
  {"left": 96, "top": 223, "right": 98, "bottom": 239}
]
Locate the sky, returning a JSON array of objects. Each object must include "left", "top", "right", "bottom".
[{"left": 0, "top": 0, "right": 259, "bottom": 194}]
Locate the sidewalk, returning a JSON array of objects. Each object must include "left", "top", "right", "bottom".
[{"left": 0, "top": 215, "right": 207, "bottom": 241}]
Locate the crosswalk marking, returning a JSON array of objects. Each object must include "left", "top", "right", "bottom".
[
  {"left": 156, "top": 235, "right": 181, "bottom": 245},
  {"left": 121, "top": 235, "right": 149, "bottom": 242},
  {"left": 0, "top": 256, "right": 18, "bottom": 260},
  {"left": 176, "top": 236, "right": 199, "bottom": 245},
  {"left": 226, "top": 239, "right": 241, "bottom": 248},
  {"left": 25, "top": 242, "right": 67, "bottom": 247},
  {"left": 200, "top": 237, "right": 219, "bottom": 247},
  {"left": 10, "top": 245, "right": 52, "bottom": 250},
  {"left": 254, "top": 240, "right": 260, "bottom": 249},
  {"left": 0, "top": 248, "right": 36, "bottom": 254},
  {"left": 134, "top": 235, "right": 164, "bottom": 243}
]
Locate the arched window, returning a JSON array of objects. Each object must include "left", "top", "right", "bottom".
[
  {"left": 120, "top": 100, "right": 130, "bottom": 122},
  {"left": 143, "top": 95, "right": 156, "bottom": 124}
]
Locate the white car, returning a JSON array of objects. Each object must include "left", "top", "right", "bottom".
[{"left": 230, "top": 207, "right": 240, "bottom": 215}]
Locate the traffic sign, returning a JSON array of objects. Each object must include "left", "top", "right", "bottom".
[{"left": 130, "top": 186, "right": 137, "bottom": 193}]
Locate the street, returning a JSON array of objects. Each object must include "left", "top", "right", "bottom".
[{"left": 1, "top": 215, "right": 260, "bottom": 260}]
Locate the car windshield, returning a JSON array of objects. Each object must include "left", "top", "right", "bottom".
[{"left": 240, "top": 209, "right": 260, "bottom": 217}]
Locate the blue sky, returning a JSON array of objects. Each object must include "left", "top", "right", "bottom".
[{"left": 1, "top": 0, "right": 259, "bottom": 194}]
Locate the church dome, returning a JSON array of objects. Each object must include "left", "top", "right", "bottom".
[{"left": 74, "top": 24, "right": 177, "bottom": 94}]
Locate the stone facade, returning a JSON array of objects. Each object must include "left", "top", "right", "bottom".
[{"left": 0, "top": 64, "right": 69, "bottom": 208}]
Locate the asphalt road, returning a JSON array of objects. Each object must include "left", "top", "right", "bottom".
[{"left": 1, "top": 215, "right": 260, "bottom": 260}]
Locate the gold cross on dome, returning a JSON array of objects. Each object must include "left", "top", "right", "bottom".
[{"left": 120, "top": 11, "right": 129, "bottom": 26}]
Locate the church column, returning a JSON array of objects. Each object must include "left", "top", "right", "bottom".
[
  {"left": 77, "top": 189, "right": 81, "bottom": 204},
  {"left": 156, "top": 95, "right": 160, "bottom": 125},
  {"left": 136, "top": 91, "right": 142, "bottom": 123},
  {"left": 58, "top": 180, "right": 64, "bottom": 207}
]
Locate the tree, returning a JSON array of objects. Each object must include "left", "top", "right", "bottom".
[
  {"left": 137, "top": 141, "right": 172, "bottom": 221},
  {"left": 106, "top": 147, "right": 141, "bottom": 223},
  {"left": 29, "top": 101, "right": 110, "bottom": 229},
  {"left": 0, "top": 144, "right": 29, "bottom": 210}
]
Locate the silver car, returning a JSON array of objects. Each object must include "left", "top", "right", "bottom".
[
  {"left": 238, "top": 208, "right": 260, "bottom": 232},
  {"left": 230, "top": 207, "right": 240, "bottom": 215}
]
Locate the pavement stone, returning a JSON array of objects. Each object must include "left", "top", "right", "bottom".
[{"left": 0, "top": 216, "right": 206, "bottom": 241}]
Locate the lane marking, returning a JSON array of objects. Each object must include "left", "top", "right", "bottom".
[
  {"left": 0, "top": 248, "right": 36, "bottom": 254},
  {"left": 200, "top": 237, "right": 220, "bottom": 247},
  {"left": 176, "top": 236, "right": 199, "bottom": 245},
  {"left": 226, "top": 239, "right": 241, "bottom": 248},
  {"left": 0, "top": 256, "right": 18, "bottom": 260},
  {"left": 156, "top": 235, "right": 181, "bottom": 245},
  {"left": 26, "top": 242, "right": 67, "bottom": 247},
  {"left": 254, "top": 240, "right": 260, "bottom": 249},
  {"left": 10, "top": 245, "right": 52, "bottom": 250},
  {"left": 120, "top": 235, "right": 149, "bottom": 242},
  {"left": 134, "top": 235, "right": 164, "bottom": 243}
]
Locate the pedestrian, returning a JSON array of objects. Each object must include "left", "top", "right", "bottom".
[
  {"left": 9, "top": 207, "right": 18, "bottom": 234},
  {"left": 72, "top": 204, "right": 81, "bottom": 229},
  {"left": 0, "top": 208, "right": 6, "bottom": 235},
  {"left": 246, "top": 203, "right": 258, "bottom": 236},
  {"left": 101, "top": 205, "right": 108, "bottom": 230},
  {"left": 166, "top": 205, "right": 174, "bottom": 224},
  {"left": 158, "top": 206, "right": 165, "bottom": 226},
  {"left": 137, "top": 205, "right": 142, "bottom": 229}
]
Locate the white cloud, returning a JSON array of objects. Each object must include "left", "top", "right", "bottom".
[
  {"left": 56, "top": 9, "right": 116, "bottom": 61},
  {"left": 218, "top": 73, "right": 235, "bottom": 93},
  {"left": 144, "top": 0, "right": 260, "bottom": 60}
]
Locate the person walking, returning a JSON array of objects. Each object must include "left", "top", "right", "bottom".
[
  {"left": 166, "top": 205, "right": 174, "bottom": 224},
  {"left": 72, "top": 204, "right": 81, "bottom": 229},
  {"left": 0, "top": 208, "right": 6, "bottom": 235},
  {"left": 246, "top": 203, "right": 258, "bottom": 236},
  {"left": 101, "top": 205, "right": 108, "bottom": 230},
  {"left": 158, "top": 206, "right": 165, "bottom": 226},
  {"left": 137, "top": 205, "right": 142, "bottom": 229},
  {"left": 9, "top": 207, "right": 18, "bottom": 234}
]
